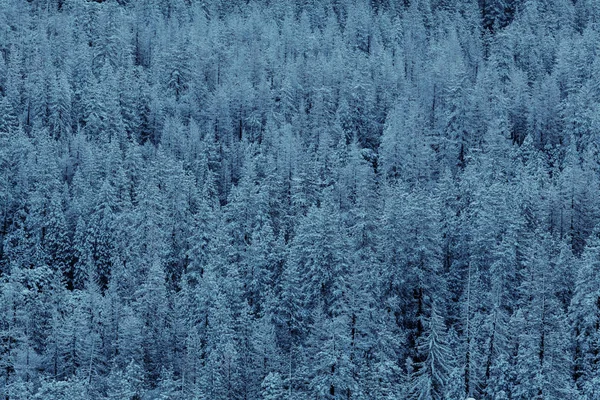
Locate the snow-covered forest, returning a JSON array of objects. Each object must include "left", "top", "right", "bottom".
[{"left": 1, "top": 0, "right": 599, "bottom": 398}]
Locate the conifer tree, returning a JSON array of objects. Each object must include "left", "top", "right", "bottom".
[{"left": 409, "top": 302, "right": 452, "bottom": 400}]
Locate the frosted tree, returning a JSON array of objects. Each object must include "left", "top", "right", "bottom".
[
  {"left": 134, "top": 258, "right": 171, "bottom": 383},
  {"left": 512, "top": 232, "right": 576, "bottom": 399},
  {"left": 261, "top": 372, "right": 286, "bottom": 400},
  {"left": 570, "top": 230, "right": 600, "bottom": 398},
  {"left": 409, "top": 302, "right": 452, "bottom": 400}
]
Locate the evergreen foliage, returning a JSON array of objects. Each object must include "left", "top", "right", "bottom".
[{"left": 0, "top": 0, "right": 599, "bottom": 398}]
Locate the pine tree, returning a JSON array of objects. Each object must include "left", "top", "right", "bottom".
[
  {"left": 43, "top": 191, "right": 73, "bottom": 286},
  {"left": 47, "top": 72, "right": 72, "bottom": 141},
  {"left": 0, "top": 96, "right": 20, "bottom": 137},
  {"left": 306, "top": 305, "right": 357, "bottom": 400},
  {"left": 134, "top": 258, "right": 170, "bottom": 384},
  {"left": 513, "top": 231, "right": 576, "bottom": 399},
  {"left": 261, "top": 372, "right": 286, "bottom": 400},
  {"left": 201, "top": 274, "right": 243, "bottom": 400},
  {"left": 409, "top": 302, "right": 452, "bottom": 400},
  {"left": 106, "top": 360, "right": 145, "bottom": 400},
  {"left": 570, "top": 229, "right": 600, "bottom": 398}
]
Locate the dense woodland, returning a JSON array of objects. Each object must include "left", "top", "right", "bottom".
[{"left": 1, "top": 0, "right": 600, "bottom": 398}]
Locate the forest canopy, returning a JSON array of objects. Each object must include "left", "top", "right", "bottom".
[{"left": 1, "top": 0, "right": 599, "bottom": 399}]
